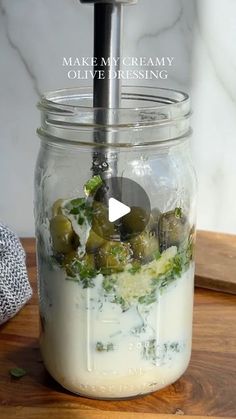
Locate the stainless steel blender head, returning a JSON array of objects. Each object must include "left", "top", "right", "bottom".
[
  {"left": 80, "top": 0, "right": 137, "bottom": 109},
  {"left": 80, "top": 1, "right": 137, "bottom": 6},
  {"left": 80, "top": 0, "right": 137, "bottom": 179}
]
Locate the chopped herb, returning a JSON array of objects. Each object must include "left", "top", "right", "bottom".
[
  {"left": 75, "top": 261, "right": 96, "bottom": 280},
  {"left": 154, "top": 250, "right": 161, "bottom": 260},
  {"left": 158, "top": 267, "right": 179, "bottom": 290},
  {"left": 69, "top": 198, "right": 85, "bottom": 208},
  {"left": 138, "top": 290, "right": 156, "bottom": 305},
  {"left": 9, "top": 367, "right": 27, "bottom": 379},
  {"left": 128, "top": 262, "right": 141, "bottom": 275},
  {"left": 84, "top": 175, "right": 103, "bottom": 196},
  {"left": 109, "top": 244, "right": 130, "bottom": 264},
  {"left": 96, "top": 342, "right": 114, "bottom": 352},
  {"left": 112, "top": 295, "right": 129, "bottom": 312},
  {"left": 69, "top": 207, "right": 80, "bottom": 215},
  {"left": 110, "top": 246, "right": 126, "bottom": 262},
  {"left": 171, "top": 254, "right": 183, "bottom": 277},
  {"left": 174, "top": 207, "right": 182, "bottom": 218},
  {"left": 174, "top": 241, "right": 192, "bottom": 273},
  {"left": 66, "top": 197, "right": 93, "bottom": 225},
  {"left": 66, "top": 259, "right": 98, "bottom": 288},
  {"left": 155, "top": 248, "right": 191, "bottom": 291},
  {"left": 78, "top": 216, "right": 84, "bottom": 225},
  {"left": 111, "top": 246, "right": 121, "bottom": 256},
  {"left": 102, "top": 276, "right": 116, "bottom": 293}
]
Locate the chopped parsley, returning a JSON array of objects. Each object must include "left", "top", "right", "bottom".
[
  {"left": 110, "top": 245, "right": 128, "bottom": 262},
  {"left": 174, "top": 207, "right": 182, "bottom": 219},
  {"left": 69, "top": 198, "right": 86, "bottom": 208},
  {"left": 9, "top": 367, "right": 27, "bottom": 379},
  {"left": 66, "top": 259, "right": 98, "bottom": 288},
  {"left": 128, "top": 261, "right": 141, "bottom": 275},
  {"left": 78, "top": 216, "right": 84, "bottom": 225},
  {"left": 84, "top": 175, "right": 103, "bottom": 196},
  {"left": 65, "top": 197, "right": 93, "bottom": 225},
  {"left": 102, "top": 276, "right": 116, "bottom": 293},
  {"left": 154, "top": 250, "right": 161, "bottom": 260},
  {"left": 112, "top": 295, "right": 129, "bottom": 312},
  {"left": 138, "top": 290, "right": 156, "bottom": 305},
  {"left": 69, "top": 207, "right": 80, "bottom": 215}
]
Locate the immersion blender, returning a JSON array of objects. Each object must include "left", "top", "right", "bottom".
[{"left": 80, "top": 0, "right": 137, "bottom": 179}]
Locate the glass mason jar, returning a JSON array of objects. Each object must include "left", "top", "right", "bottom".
[{"left": 35, "top": 86, "right": 197, "bottom": 399}]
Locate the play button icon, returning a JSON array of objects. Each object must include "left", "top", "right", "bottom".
[
  {"left": 92, "top": 176, "right": 151, "bottom": 241},
  {"left": 108, "top": 198, "right": 131, "bottom": 223}
]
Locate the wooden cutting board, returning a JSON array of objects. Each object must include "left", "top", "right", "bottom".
[
  {"left": 0, "top": 406, "right": 231, "bottom": 419},
  {"left": 195, "top": 230, "right": 236, "bottom": 294},
  {"left": 0, "top": 235, "right": 235, "bottom": 419}
]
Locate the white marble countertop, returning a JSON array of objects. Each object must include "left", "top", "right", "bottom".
[{"left": 0, "top": 0, "right": 235, "bottom": 235}]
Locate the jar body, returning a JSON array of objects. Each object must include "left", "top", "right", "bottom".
[{"left": 35, "top": 139, "right": 196, "bottom": 399}]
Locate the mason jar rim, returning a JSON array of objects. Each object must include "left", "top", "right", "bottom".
[
  {"left": 37, "top": 86, "right": 191, "bottom": 148},
  {"left": 38, "top": 85, "right": 190, "bottom": 117}
]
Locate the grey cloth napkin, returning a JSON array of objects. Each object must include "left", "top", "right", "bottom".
[{"left": 0, "top": 223, "right": 32, "bottom": 325}]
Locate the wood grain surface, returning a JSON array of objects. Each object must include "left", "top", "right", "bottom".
[
  {"left": 0, "top": 234, "right": 236, "bottom": 419},
  {"left": 195, "top": 231, "right": 236, "bottom": 294},
  {"left": 0, "top": 406, "right": 232, "bottom": 419}
]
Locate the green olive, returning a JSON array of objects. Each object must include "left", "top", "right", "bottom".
[
  {"left": 122, "top": 207, "right": 149, "bottom": 238},
  {"left": 52, "top": 199, "right": 64, "bottom": 217},
  {"left": 50, "top": 214, "right": 74, "bottom": 254},
  {"left": 130, "top": 231, "right": 160, "bottom": 263},
  {"left": 92, "top": 201, "right": 118, "bottom": 240},
  {"left": 63, "top": 251, "right": 95, "bottom": 277},
  {"left": 86, "top": 229, "right": 106, "bottom": 253},
  {"left": 96, "top": 241, "right": 132, "bottom": 274},
  {"left": 158, "top": 209, "right": 189, "bottom": 251},
  {"left": 62, "top": 250, "right": 79, "bottom": 267}
]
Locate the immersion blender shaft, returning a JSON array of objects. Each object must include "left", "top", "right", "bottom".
[
  {"left": 80, "top": 0, "right": 137, "bottom": 178},
  {"left": 93, "top": 2, "right": 122, "bottom": 109},
  {"left": 93, "top": 2, "right": 122, "bottom": 178}
]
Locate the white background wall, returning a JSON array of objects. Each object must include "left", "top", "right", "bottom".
[{"left": 0, "top": 0, "right": 235, "bottom": 236}]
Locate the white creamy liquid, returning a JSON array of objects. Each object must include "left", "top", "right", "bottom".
[{"left": 39, "top": 260, "right": 194, "bottom": 398}]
